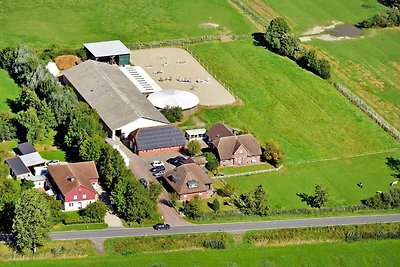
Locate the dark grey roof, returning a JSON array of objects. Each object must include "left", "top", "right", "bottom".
[
  {"left": 83, "top": 40, "right": 130, "bottom": 57},
  {"left": 17, "top": 142, "right": 37, "bottom": 155},
  {"left": 132, "top": 125, "right": 185, "bottom": 151},
  {"left": 5, "top": 157, "right": 30, "bottom": 175},
  {"left": 63, "top": 60, "right": 168, "bottom": 131}
]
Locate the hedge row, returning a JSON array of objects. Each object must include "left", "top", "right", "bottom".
[
  {"left": 245, "top": 223, "right": 400, "bottom": 245},
  {"left": 105, "top": 233, "right": 232, "bottom": 254},
  {"left": 60, "top": 211, "right": 102, "bottom": 225}
]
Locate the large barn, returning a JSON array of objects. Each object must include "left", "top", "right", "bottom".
[
  {"left": 62, "top": 60, "right": 168, "bottom": 139},
  {"left": 83, "top": 40, "right": 130, "bottom": 66}
]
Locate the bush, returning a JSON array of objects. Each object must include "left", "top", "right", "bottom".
[
  {"left": 80, "top": 201, "right": 108, "bottom": 222},
  {"left": 187, "top": 140, "right": 201, "bottom": 156},
  {"left": 203, "top": 239, "right": 225, "bottom": 249},
  {"left": 262, "top": 141, "right": 285, "bottom": 167},
  {"left": 361, "top": 188, "right": 400, "bottom": 209},
  {"left": 358, "top": 7, "right": 400, "bottom": 28},
  {"left": 61, "top": 211, "right": 99, "bottom": 225},
  {"left": 212, "top": 198, "right": 220, "bottom": 211},
  {"left": 183, "top": 197, "right": 202, "bottom": 219},
  {"left": 161, "top": 106, "right": 183, "bottom": 123}
]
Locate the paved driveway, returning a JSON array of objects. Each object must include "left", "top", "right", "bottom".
[{"left": 116, "top": 140, "right": 191, "bottom": 226}]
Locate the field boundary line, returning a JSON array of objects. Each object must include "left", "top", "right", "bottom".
[
  {"left": 334, "top": 83, "right": 400, "bottom": 142},
  {"left": 287, "top": 148, "right": 400, "bottom": 166},
  {"left": 216, "top": 165, "right": 283, "bottom": 178},
  {"left": 229, "top": 0, "right": 269, "bottom": 30}
]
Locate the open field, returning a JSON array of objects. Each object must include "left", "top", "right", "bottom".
[
  {"left": 312, "top": 29, "right": 400, "bottom": 130},
  {"left": 243, "top": 0, "right": 385, "bottom": 33},
  {"left": 2, "top": 239, "right": 399, "bottom": 266},
  {"left": 0, "top": 0, "right": 256, "bottom": 49},
  {"left": 0, "top": 70, "right": 19, "bottom": 112},
  {"left": 186, "top": 40, "right": 399, "bottom": 163},
  {"left": 227, "top": 151, "right": 400, "bottom": 209}
]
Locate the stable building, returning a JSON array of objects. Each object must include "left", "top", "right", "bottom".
[
  {"left": 128, "top": 125, "right": 185, "bottom": 156},
  {"left": 62, "top": 60, "right": 168, "bottom": 139},
  {"left": 83, "top": 40, "right": 130, "bottom": 66}
]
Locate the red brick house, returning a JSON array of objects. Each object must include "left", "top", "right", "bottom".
[
  {"left": 163, "top": 162, "right": 213, "bottom": 201},
  {"left": 128, "top": 125, "right": 185, "bottom": 156},
  {"left": 207, "top": 122, "right": 262, "bottom": 167},
  {"left": 47, "top": 162, "right": 99, "bottom": 211}
]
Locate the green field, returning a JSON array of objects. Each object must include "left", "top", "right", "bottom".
[
  {"left": 312, "top": 29, "right": 400, "bottom": 130},
  {"left": 0, "top": 0, "right": 256, "bottom": 49},
  {"left": 0, "top": 70, "right": 19, "bottom": 112},
  {"left": 227, "top": 151, "right": 400, "bottom": 209},
  {"left": 188, "top": 41, "right": 398, "bottom": 162},
  {"left": 3, "top": 240, "right": 399, "bottom": 266},
  {"left": 244, "top": 0, "right": 385, "bottom": 33}
]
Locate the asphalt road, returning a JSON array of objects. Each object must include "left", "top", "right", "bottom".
[{"left": 51, "top": 214, "right": 400, "bottom": 240}]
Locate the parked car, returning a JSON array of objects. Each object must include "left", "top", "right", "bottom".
[
  {"left": 153, "top": 223, "right": 170, "bottom": 230},
  {"left": 139, "top": 178, "right": 148, "bottom": 188},
  {"left": 47, "top": 159, "right": 60, "bottom": 166},
  {"left": 151, "top": 160, "right": 164, "bottom": 167},
  {"left": 153, "top": 170, "right": 165, "bottom": 177},
  {"left": 151, "top": 165, "right": 165, "bottom": 172},
  {"left": 167, "top": 156, "right": 186, "bottom": 166}
]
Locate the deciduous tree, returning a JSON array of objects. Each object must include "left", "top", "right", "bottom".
[
  {"left": 187, "top": 140, "right": 201, "bottom": 156},
  {"left": 12, "top": 190, "right": 51, "bottom": 254},
  {"left": 204, "top": 152, "right": 219, "bottom": 173},
  {"left": 263, "top": 140, "right": 285, "bottom": 167}
]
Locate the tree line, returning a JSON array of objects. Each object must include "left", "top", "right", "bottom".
[
  {"left": 260, "top": 17, "right": 331, "bottom": 80},
  {"left": 358, "top": 0, "right": 400, "bottom": 28}
]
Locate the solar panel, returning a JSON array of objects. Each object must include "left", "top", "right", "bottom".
[{"left": 135, "top": 125, "right": 185, "bottom": 150}]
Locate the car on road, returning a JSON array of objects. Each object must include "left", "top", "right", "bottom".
[
  {"left": 151, "top": 165, "right": 166, "bottom": 172},
  {"left": 139, "top": 178, "right": 148, "bottom": 188},
  {"left": 153, "top": 223, "right": 170, "bottom": 230},
  {"left": 151, "top": 160, "right": 164, "bottom": 167},
  {"left": 153, "top": 170, "right": 165, "bottom": 177}
]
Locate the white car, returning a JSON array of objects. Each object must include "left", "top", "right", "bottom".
[
  {"left": 151, "top": 160, "right": 164, "bottom": 167},
  {"left": 47, "top": 159, "right": 60, "bottom": 166}
]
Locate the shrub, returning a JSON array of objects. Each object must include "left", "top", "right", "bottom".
[
  {"left": 161, "top": 106, "right": 183, "bottom": 123},
  {"left": 187, "top": 140, "right": 201, "bottom": 156},
  {"left": 80, "top": 201, "right": 108, "bottom": 222},
  {"left": 212, "top": 198, "right": 220, "bottom": 212},
  {"left": 203, "top": 239, "right": 225, "bottom": 249},
  {"left": 183, "top": 197, "right": 202, "bottom": 219},
  {"left": 263, "top": 140, "right": 285, "bottom": 167},
  {"left": 358, "top": 7, "right": 400, "bottom": 28},
  {"left": 361, "top": 188, "right": 400, "bottom": 209}
]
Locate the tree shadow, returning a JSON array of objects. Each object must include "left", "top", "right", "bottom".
[
  {"left": 386, "top": 156, "right": 400, "bottom": 179},
  {"left": 252, "top": 32, "right": 268, "bottom": 48}
]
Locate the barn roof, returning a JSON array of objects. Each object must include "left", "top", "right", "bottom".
[
  {"left": 17, "top": 142, "right": 37, "bottom": 155},
  {"left": 5, "top": 157, "right": 30, "bottom": 176},
  {"left": 83, "top": 40, "right": 130, "bottom": 57},
  {"left": 63, "top": 60, "right": 168, "bottom": 131},
  {"left": 130, "top": 125, "right": 185, "bottom": 151}
]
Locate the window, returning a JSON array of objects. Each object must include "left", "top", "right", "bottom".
[
  {"left": 69, "top": 203, "right": 74, "bottom": 207},
  {"left": 73, "top": 195, "right": 77, "bottom": 200},
  {"left": 83, "top": 194, "right": 87, "bottom": 199}
]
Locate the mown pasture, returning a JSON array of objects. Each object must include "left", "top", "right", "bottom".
[
  {"left": 243, "top": 0, "right": 385, "bottom": 33},
  {"left": 0, "top": 0, "right": 256, "bottom": 49},
  {"left": 312, "top": 29, "right": 400, "bottom": 130}
]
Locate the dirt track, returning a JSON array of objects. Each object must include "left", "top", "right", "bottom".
[{"left": 130, "top": 47, "right": 236, "bottom": 106}]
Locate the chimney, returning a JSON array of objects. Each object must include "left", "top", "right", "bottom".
[{"left": 68, "top": 175, "right": 75, "bottom": 182}]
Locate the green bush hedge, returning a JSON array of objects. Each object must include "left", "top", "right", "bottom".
[
  {"left": 105, "top": 233, "right": 232, "bottom": 254},
  {"left": 245, "top": 223, "right": 400, "bottom": 245},
  {"left": 60, "top": 211, "right": 101, "bottom": 225}
]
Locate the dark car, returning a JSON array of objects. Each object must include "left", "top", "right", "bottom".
[
  {"left": 167, "top": 156, "right": 186, "bottom": 166},
  {"left": 139, "top": 178, "right": 148, "bottom": 188},
  {"left": 153, "top": 223, "right": 170, "bottom": 230},
  {"left": 151, "top": 165, "right": 166, "bottom": 172}
]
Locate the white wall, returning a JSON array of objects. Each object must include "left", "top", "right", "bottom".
[
  {"left": 64, "top": 199, "right": 95, "bottom": 211},
  {"left": 117, "top": 118, "right": 167, "bottom": 139}
]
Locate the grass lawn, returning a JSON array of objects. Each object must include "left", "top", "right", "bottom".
[
  {"left": 312, "top": 29, "right": 400, "bottom": 130},
  {"left": 227, "top": 151, "right": 400, "bottom": 209},
  {"left": 243, "top": 0, "right": 385, "bottom": 33},
  {"left": 187, "top": 40, "right": 398, "bottom": 163},
  {"left": 0, "top": 70, "right": 19, "bottom": 112},
  {"left": 3, "top": 240, "right": 399, "bottom": 266},
  {"left": 0, "top": 0, "right": 256, "bottom": 49},
  {"left": 39, "top": 150, "right": 66, "bottom": 162},
  {"left": 51, "top": 223, "right": 108, "bottom": 232}
]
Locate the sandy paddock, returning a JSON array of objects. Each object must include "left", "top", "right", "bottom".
[{"left": 130, "top": 47, "right": 236, "bottom": 106}]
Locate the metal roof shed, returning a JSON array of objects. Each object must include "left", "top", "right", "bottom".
[{"left": 83, "top": 40, "right": 131, "bottom": 66}]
